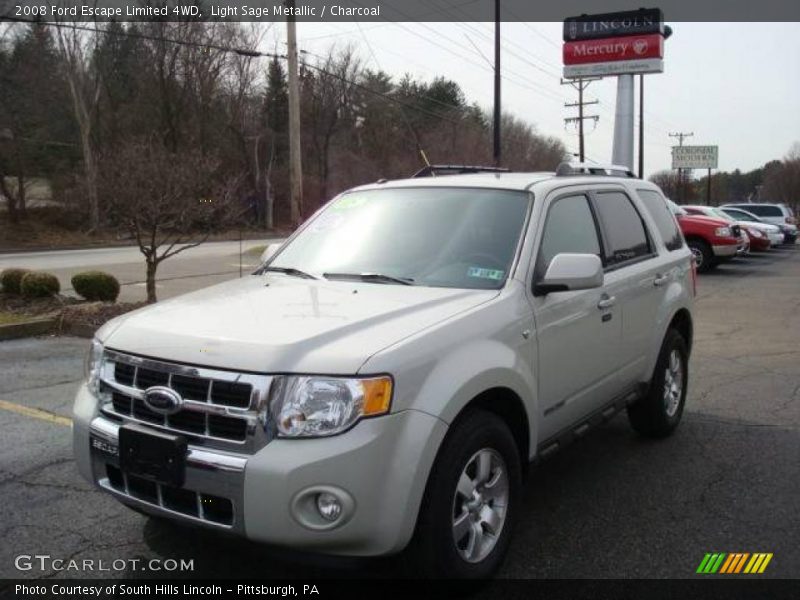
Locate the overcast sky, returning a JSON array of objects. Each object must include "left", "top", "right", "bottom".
[{"left": 269, "top": 21, "right": 800, "bottom": 178}]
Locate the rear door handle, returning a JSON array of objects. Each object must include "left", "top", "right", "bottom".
[
  {"left": 654, "top": 273, "right": 670, "bottom": 287},
  {"left": 597, "top": 296, "right": 616, "bottom": 310}
]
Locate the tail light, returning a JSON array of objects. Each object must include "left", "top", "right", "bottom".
[{"left": 690, "top": 256, "right": 698, "bottom": 297}]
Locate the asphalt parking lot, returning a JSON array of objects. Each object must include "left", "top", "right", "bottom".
[{"left": 1, "top": 245, "right": 798, "bottom": 580}]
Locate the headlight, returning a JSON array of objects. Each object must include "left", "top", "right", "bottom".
[
  {"left": 85, "top": 338, "right": 104, "bottom": 396},
  {"left": 270, "top": 375, "right": 392, "bottom": 438},
  {"left": 715, "top": 227, "right": 732, "bottom": 237}
]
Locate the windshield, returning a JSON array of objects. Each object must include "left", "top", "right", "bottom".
[
  {"left": 269, "top": 187, "right": 531, "bottom": 290},
  {"left": 711, "top": 208, "right": 734, "bottom": 222}
]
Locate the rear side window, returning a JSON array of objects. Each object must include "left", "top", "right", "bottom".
[
  {"left": 744, "top": 205, "right": 783, "bottom": 217},
  {"left": 593, "top": 191, "right": 652, "bottom": 266},
  {"left": 537, "top": 194, "right": 601, "bottom": 274},
  {"left": 638, "top": 189, "right": 684, "bottom": 251}
]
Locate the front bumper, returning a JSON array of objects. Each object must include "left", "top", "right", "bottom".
[
  {"left": 712, "top": 243, "right": 738, "bottom": 258},
  {"left": 74, "top": 384, "right": 447, "bottom": 556},
  {"left": 768, "top": 233, "right": 784, "bottom": 246}
]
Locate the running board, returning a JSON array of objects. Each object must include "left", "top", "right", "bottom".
[{"left": 533, "top": 388, "right": 641, "bottom": 464}]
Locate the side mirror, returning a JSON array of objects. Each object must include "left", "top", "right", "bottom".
[
  {"left": 535, "top": 253, "right": 603, "bottom": 295},
  {"left": 260, "top": 242, "right": 283, "bottom": 264}
]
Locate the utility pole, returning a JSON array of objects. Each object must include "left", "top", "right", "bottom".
[
  {"left": 562, "top": 78, "right": 600, "bottom": 162},
  {"left": 492, "top": 0, "right": 501, "bottom": 166},
  {"left": 286, "top": 0, "right": 303, "bottom": 227},
  {"left": 669, "top": 132, "right": 693, "bottom": 203},
  {"left": 638, "top": 75, "right": 644, "bottom": 179}
]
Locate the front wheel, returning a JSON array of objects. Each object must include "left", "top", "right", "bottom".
[
  {"left": 410, "top": 409, "right": 521, "bottom": 578},
  {"left": 687, "top": 239, "right": 715, "bottom": 273},
  {"left": 627, "top": 329, "right": 689, "bottom": 438}
]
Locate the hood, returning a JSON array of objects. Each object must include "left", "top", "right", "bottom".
[
  {"left": 678, "top": 214, "right": 729, "bottom": 227},
  {"left": 737, "top": 221, "right": 779, "bottom": 233},
  {"left": 101, "top": 275, "right": 497, "bottom": 374}
]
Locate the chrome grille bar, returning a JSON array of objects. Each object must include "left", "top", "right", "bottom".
[{"left": 98, "top": 349, "right": 273, "bottom": 453}]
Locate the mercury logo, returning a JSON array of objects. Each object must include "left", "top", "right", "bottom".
[
  {"left": 633, "top": 39, "right": 649, "bottom": 55},
  {"left": 143, "top": 386, "right": 183, "bottom": 415}
]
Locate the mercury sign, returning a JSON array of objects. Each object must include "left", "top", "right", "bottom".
[
  {"left": 562, "top": 8, "right": 666, "bottom": 79},
  {"left": 672, "top": 146, "right": 719, "bottom": 169}
]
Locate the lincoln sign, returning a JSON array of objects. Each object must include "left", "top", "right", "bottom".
[{"left": 562, "top": 8, "right": 666, "bottom": 79}]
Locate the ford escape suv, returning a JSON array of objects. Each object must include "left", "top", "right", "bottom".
[{"left": 74, "top": 163, "right": 694, "bottom": 578}]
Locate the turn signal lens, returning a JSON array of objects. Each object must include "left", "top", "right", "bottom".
[{"left": 361, "top": 377, "right": 393, "bottom": 416}]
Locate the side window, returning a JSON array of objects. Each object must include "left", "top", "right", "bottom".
[
  {"left": 749, "top": 205, "right": 782, "bottom": 217},
  {"left": 638, "top": 189, "right": 684, "bottom": 251},
  {"left": 537, "top": 194, "right": 601, "bottom": 276},
  {"left": 593, "top": 191, "right": 652, "bottom": 266}
]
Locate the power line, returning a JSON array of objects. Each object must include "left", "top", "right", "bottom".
[{"left": 562, "top": 78, "right": 601, "bottom": 162}]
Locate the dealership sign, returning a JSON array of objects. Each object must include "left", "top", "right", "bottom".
[
  {"left": 563, "top": 8, "right": 664, "bottom": 41},
  {"left": 562, "top": 8, "right": 666, "bottom": 79},
  {"left": 672, "top": 146, "right": 719, "bottom": 169},
  {"left": 564, "top": 59, "right": 663, "bottom": 78},
  {"left": 563, "top": 34, "right": 664, "bottom": 65}
]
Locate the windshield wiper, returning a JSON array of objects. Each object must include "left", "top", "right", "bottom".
[
  {"left": 323, "top": 272, "right": 415, "bottom": 286},
  {"left": 261, "top": 266, "right": 318, "bottom": 280}
]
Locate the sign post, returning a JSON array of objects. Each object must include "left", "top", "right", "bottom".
[{"left": 562, "top": 8, "right": 667, "bottom": 172}]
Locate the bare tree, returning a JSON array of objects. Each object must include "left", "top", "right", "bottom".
[
  {"left": 54, "top": 21, "right": 102, "bottom": 231},
  {"left": 649, "top": 170, "right": 681, "bottom": 201},
  {"left": 100, "top": 139, "right": 242, "bottom": 302}
]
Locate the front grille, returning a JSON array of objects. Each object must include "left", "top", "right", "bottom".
[
  {"left": 98, "top": 349, "right": 272, "bottom": 451},
  {"left": 106, "top": 465, "right": 234, "bottom": 526}
]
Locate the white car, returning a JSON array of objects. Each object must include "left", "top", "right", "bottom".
[
  {"left": 717, "top": 207, "right": 785, "bottom": 246},
  {"left": 723, "top": 203, "right": 797, "bottom": 243},
  {"left": 74, "top": 163, "right": 694, "bottom": 578}
]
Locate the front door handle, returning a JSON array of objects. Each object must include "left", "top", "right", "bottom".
[
  {"left": 654, "top": 273, "right": 670, "bottom": 287},
  {"left": 597, "top": 295, "right": 616, "bottom": 310}
]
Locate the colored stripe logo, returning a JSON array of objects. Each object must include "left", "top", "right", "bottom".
[{"left": 696, "top": 553, "right": 773, "bottom": 574}]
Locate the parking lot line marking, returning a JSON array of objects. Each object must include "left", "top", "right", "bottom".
[{"left": 0, "top": 399, "right": 71, "bottom": 427}]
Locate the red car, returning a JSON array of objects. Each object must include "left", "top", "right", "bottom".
[
  {"left": 683, "top": 205, "right": 771, "bottom": 252},
  {"left": 667, "top": 200, "right": 739, "bottom": 272}
]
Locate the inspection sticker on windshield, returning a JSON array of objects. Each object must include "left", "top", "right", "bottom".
[
  {"left": 332, "top": 195, "right": 370, "bottom": 211},
  {"left": 467, "top": 266, "right": 505, "bottom": 281}
]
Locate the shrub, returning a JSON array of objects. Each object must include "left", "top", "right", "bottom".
[
  {"left": 1, "top": 268, "right": 31, "bottom": 294},
  {"left": 20, "top": 271, "right": 61, "bottom": 298},
  {"left": 71, "top": 271, "right": 120, "bottom": 302}
]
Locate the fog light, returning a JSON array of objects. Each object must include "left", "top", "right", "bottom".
[{"left": 316, "top": 492, "right": 342, "bottom": 522}]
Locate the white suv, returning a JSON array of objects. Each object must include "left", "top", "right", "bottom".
[{"left": 74, "top": 164, "right": 695, "bottom": 578}]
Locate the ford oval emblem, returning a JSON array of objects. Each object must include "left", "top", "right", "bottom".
[{"left": 143, "top": 386, "right": 183, "bottom": 415}]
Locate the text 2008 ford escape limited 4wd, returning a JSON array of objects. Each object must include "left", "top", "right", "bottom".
[{"left": 73, "top": 163, "right": 694, "bottom": 578}]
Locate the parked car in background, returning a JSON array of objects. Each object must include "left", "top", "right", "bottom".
[
  {"left": 667, "top": 200, "right": 739, "bottom": 272},
  {"left": 717, "top": 207, "right": 787, "bottom": 247},
  {"left": 683, "top": 205, "right": 772, "bottom": 252},
  {"left": 722, "top": 203, "right": 797, "bottom": 244}
]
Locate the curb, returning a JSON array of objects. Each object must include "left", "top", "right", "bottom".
[
  {"left": 0, "top": 318, "right": 57, "bottom": 341},
  {"left": 58, "top": 321, "right": 96, "bottom": 338}
]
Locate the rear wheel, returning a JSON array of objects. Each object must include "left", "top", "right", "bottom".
[
  {"left": 411, "top": 409, "right": 521, "bottom": 578},
  {"left": 687, "top": 239, "right": 715, "bottom": 273},
  {"left": 627, "top": 329, "right": 688, "bottom": 438}
]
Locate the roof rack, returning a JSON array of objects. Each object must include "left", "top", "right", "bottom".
[
  {"left": 555, "top": 161, "right": 637, "bottom": 178},
  {"left": 412, "top": 164, "right": 511, "bottom": 178}
]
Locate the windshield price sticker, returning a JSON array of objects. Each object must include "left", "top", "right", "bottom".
[{"left": 467, "top": 267, "right": 505, "bottom": 281}]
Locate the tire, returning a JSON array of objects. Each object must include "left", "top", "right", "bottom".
[
  {"left": 410, "top": 409, "right": 521, "bottom": 579},
  {"left": 627, "top": 329, "right": 688, "bottom": 438},
  {"left": 687, "top": 239, "right": 715, "bottom": 273}
]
